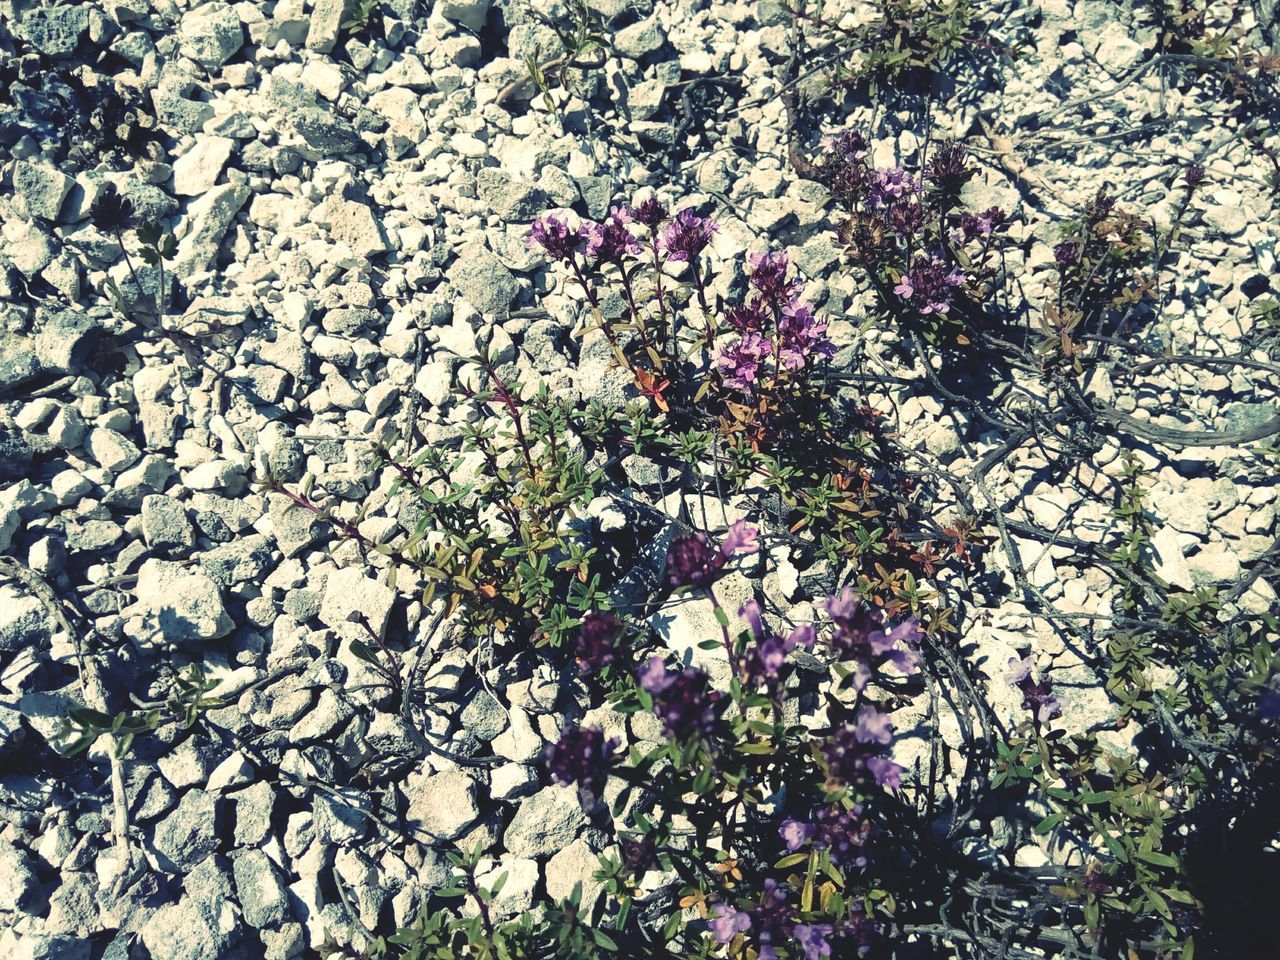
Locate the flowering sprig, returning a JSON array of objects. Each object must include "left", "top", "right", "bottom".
[{"left": 1004, "top": 655, "right": 1062, "bottom": 724}]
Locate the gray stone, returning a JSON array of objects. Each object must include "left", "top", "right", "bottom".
[
  {"left": 18, "top": 5, "right": 88, "bottom": 56},
  {"left": 440, "top": 0, "right": 491, "bottom": 31},
  {"left": 403, "top": 768, "right": 480, "bottom": 841},
  {"left": 476, "top": 169, "right": 546, "bottom": 221},
  {"left": 152, "top": 789, "right": 220, "bottom": 872},
  {"left": 615, "top": 18, "right": 665, "bottom": 58},
  {"left": 0, "top": 842, "right": 40, "bottom": 912},
  {"left": 319, "top": 567, "right": 395, "bottom": 638},
  {"left": 13, "top": 162, "right": 75, "bottom": 221},
  {"left": 158, "top": 736, "right": 216, "bottom": 790},
  {"left": 460, "top": 689, "right": 507, "bottom": 742},
  {"left": 152, "top": 89, "right": 217, "bottom": 137},
  {"left": 173, "top": 182, "right": 251, "bottom": 279},
  {"left": 139, "top": 897, "right": 228, "bottom": 960},
  {"left": 0, "top": 586, "right": 55, "bottom": 653},
  {"left": 1150, "top": 525, "right": 1194, "bottom": 591},
  {"left": 87, "top": 427, "right": 142, "bottom": 473},
  {"left": 503, "top": 785, "right": 586, "bottom": 859},
  {"left": 200, "top": 534, "right": 274, "bottom": 587},
  {"left": 229, "top": 781, "right": 275, "bottom": 848},
  {"left": 142, "top": 495, "right": 195, "bottom": 555},
  {"left": 173, "top": 136, "right": 235, "bottom": 196},
  {"left": 306, "top": 0, "right": 352, "bottom": 53},
  {"left": 315, "top": 197, "right": 388, "bottom": 259},
  {"left": 179, "top": 3, "right": 244, "bottom": 68},
  {"left": 293, "top": 107, "right": 364, "bottom": 154},
  {"left": 447, "top": 244, "right": 518, "bottom": 319},
  {"left": 232, "top": 849, "right": 289, "bottom": 928},
  {"left": 135, "top": 558, "right": 234, "bottom": 645},
  {"left": 545, "top": 838, "right": 607, "bottom": 911}
]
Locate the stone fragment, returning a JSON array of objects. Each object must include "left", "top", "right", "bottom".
[
  {"left": 173, "top": 137, "right": 235, "bottom": 196},
  {"left": 179, "top": 3, "right": 244, "bottom": 68},
  {"left": 306, "top": 0, "right": 352, "bottom": 53},
  {"left": 173, "top": 183, "right": 251, "bottom": 279},
  {"left": 319, "top": 567, "right": 395, "bottom": 638},
  {"left": 232, "top": 849, "right": 289, "bottom": 928},
  {"left": 615, "top": 18, "right": 665, "bottom": 58},
  {"left": 87, "top": 427, "right": 141, "bottom": 473},
  {"left": 13, "top": 162, "right": 75, "bottom": 221},
  {"left": 315, "top": 197, "right": 389, "bottom": 259},
  {"left": 545, "top": 838, "right": 607, "bottom": 911},
  {"left": 403, "top": 768, "right": 480, "bottom": 841},
  {"left": 440, "top": 0, "right": 491, "bottom": 31},
  {"left": 135, "top": 558, "right": 234, "bottom": 645},
  {"left": 139, "top": 897, "right": 228, "bottom": 960},
  {"left": 1150, "top": 525, "right": 1194, "bottom": 591},
  {"left": 18, "top": 5, "right": 88, "bottom": 57},
  {"left": 447, "top": 244, "right": 518, "bottom": 319},
  {"left": 142, "top": 494, "right": 195, "bottom": 555},
  {"left": 503, "top": 785, "right": 586, "bottom": 858},
  {"left": 151, "top": 789, "right": 220, "bottom": 871}
]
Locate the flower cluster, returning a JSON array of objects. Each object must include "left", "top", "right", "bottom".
[
  {"left": 575, "top": 610, "right": 622, "bottom": 674},
  {"left": 659, "top": 208, "right": 719, "bottom": 262},
  {"left": 737, "top": 600, "right": 815, "bottom": 688},
  {"left": 638, "top": 656, "right": 723, "bottom": 740},
  {"left": 893, "top": 254, "right": 967, "bottom": 315},
  {"left": 716, "top": 252, "right": 834, "bottom": 394},
  {"left": 665, "top": 519, "right": 758, "bottom": 589},
  {"left": 824, "top": 588, "right": 922, "bottom": 690},
  {"left": 709, "top": 879, "right": 850, "bottom": 960},
  {"left": 1005, "top": 656, "right": 1062, "bottom": 723},
  {"left": 780, "top": 803, "right": 874, "bottom": 868},
  {"left": 544, "top": 723, "right": 619, "bottom": 811},
  {"left": 823, "top": 704, "right": 904, "bottom": 790}
]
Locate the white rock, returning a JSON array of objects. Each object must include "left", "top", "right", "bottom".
[
  {"left": 135, "top": 559, "right": 234, "bottom": 645},
  {"left": 173, "top": 137, "right": 234, "bottom": 196},
  {"left": 1150, "top": 524, "right": 1194, "bottom": 590}
]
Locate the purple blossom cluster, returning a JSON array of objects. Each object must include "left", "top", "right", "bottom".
[
  {"left": 708, "top": 880, "right": 829, "bottom": 960},
  {"left": 544, "top": 723, "right": 619, "bottom": 811},
  {"left": 780, "top": 803, "right": 874, "bottom": 868},
  {"left": 824, "top": 588, "right": 923, "bottom": 690},
  {"left": 737, "top": 600, "right": 815, "bottom": 688},
  {"left": 638, "top": 656, "right": 723, "bottom": 740},
  {"left": 665, "top": 519, "right": 759, "bottom": 589},
  {"left": 823, "top": 704, "right": 904, "bottom": 790},
  {"left": 528, "top": 198, "right": 715, "bottom": 268},
  {"left": 575, "top": 611, "right": 622, "bottom": 674},
  {"left": 716, "top": 252, "right": 835, "bottom": 394},
  {"left": 1004, "top": 656, "right": 1062, "bottom": 723},
  {"left": 893, "top": 254, "right": 967, "bottom": 315}
]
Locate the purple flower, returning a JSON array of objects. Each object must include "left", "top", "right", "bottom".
[
  {"left": 620, "top": 835, "right": 658, "bottom": 874},
  {"left": 1184, "top": 164, "right": 1206, "bottom": 189},
  {"left": 793, "top": 923, "right": 834, "bottom": 960},
  {"left": 750, "top": 879, "right": 796, "bottom": 959},
  {"left": 923, "top": 140, "right": 973, "bottom": 193},
  {"left": 748, "top": 251, "right": 802, "bottom": 305},
  {"left": 638, "top": 656, "right": 723, "bottom": 740},
  {"left": 817, "top": 131, "right": 871, "bottom": 203},
  {"left": 582, "top": 210, "right": 641, "bottom": 263},
  {"left": 779, "top": 818, "right": 815, "bottom": 851},
  {"left": 725, "top": 298, "right": 770, "bottom": 333},
  {"left": 717, "top": 332, "right": 771, "bottom": 392},
  {"left": 776, "top": 301, "right": 834, "bottom": 369},
  {"left": 709, "top": 904, "right": 752, "bottom": 944},
  {"left": 575, "top": 611, "right": 622, "bottom": 674},
  {"left": 544, "top": 724, "right": 619, "bottom": 811},
  {"left": 738, "top": 600, "right": 815, "bottom": 687},
  {"left": 1054, "top": 241, "right": 1080, "bottom": 267},
  {"left": 824, "top": 708, "right": 903, "bottom": 791},
  {"left": 1005, "top": 656, "right": 1061, "bottom": 723},
  {"left": 894, "top": 254, "right": 966, "bottom": 315},
  {"left": 665, "top": 522, "right": 759, "bottom": 588},
  {"left": 823, "top": 589, "right": 922, "bottom": 687},
  {"left": 631, "top": 197, "right": 668, "bottom": 229},
  {"left": 814, "top": 804, "right": 873, "bottom": 867},
  {"left": 528, "top": 214, "right": 584, "bottom": 261},
  {"left": 887, "top": 200, "right": 925, "bottom": 237},
  {"left": 659, "top": 208, "right": 718, "bottom": 262},
  {"left": 868, "top": 166, "right": 918, "bottom": 207}
]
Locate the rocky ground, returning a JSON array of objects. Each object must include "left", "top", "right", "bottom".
[{"left": 0, "top": 0, "right": 1277, "bottom": 958}]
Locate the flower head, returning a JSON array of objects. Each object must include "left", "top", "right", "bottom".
[
  {"left": 631, "top": 197, "right": 668, "bottom": 229},
  {"left": 725, "top": 297, "right": 770, "bottom": 333},
  {"left": 544, "top": 724, "right": 619, "bottom": 811},
  {"left": 894, "top": 254, "right": 966, "bottom": 315},
  {"left": 90, "top": 182, "right": 134, "bottom": 232},
  {"left": 1006, "top": 656, "right": 1061, "bottom": 723},
  {"left": 738, "top": 600, "right": 815, "bottom": 687},
  {"left": 868, "top": 166, "right": 918, "bottom": 207},
  {"left": 665, "top": 522, "right": 758, "bottom": 588},
  {"left": 1184, "top": 163, "right": 1206, "bottom": 190},
  {"left": 779, "top": 818, "right": 815, "bottom": 851},
  {"left": 582, "top": 209, "right": 642, "bottom": 263},
  {"left": 823, "top": 707, "right": 903, "bottom": 790},
  {"left": 748, "top": 251, "right": 801, "bottom": 305},
  {"left": 824, "top": 589, "right": 921, "bottom": 687},
  {"left": 528, "top": 214, "right": 584, "bottom": 261},
  {"left": 639, "top": 656, "right": 723, "bottom": 740},
  {"left": 814, "top": 804, "right": 873, "bottom": 867},
  {"left": 793, "top": 923, "right": 834, "bottom": 960},
  {"left": 777, "top": 301, "right": 834, "bottom": 369},
  {"left": 923, "top": 140, "right": 973, "bottom": 194},
  {"left": 709, "top": 904, "right": 752, "bottom": 944},
  {"left": 659, "top": 208, "right": 718, "bottom": 262},
  {"left": 1054, "top": 241, "right": 1080, "bottom": 267},
  {"left": 717, "top": 332, "right": 771, "bottom": 392},
  {"left": 575, "top": 611, "right": 622, "bottom": 674}
]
